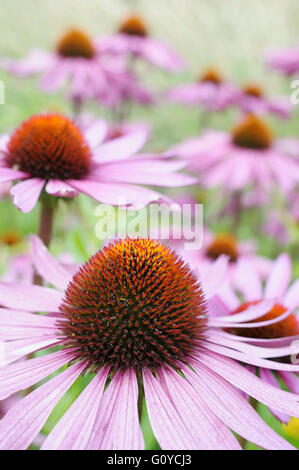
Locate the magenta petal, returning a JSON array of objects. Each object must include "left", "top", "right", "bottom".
[
  {"left": 0, "top": 282, "right": 63, "bottom": 312},
  {"left": 10, "top": 178, "right": 45, "bottom": 212},
  {"left": 279, "top": 371, "right": 299, "bottom": 395},
  {"left": 0, "top": 362, "right": 84, "bottom": 450},
  {"left": 0, "top": 350, "right": 70, "bottom": 400},
  {"left": 41, "top": 368, "right": 109, "bottom": 450},
  {"left": 30, "top": 235, "right": 72, "bottom": 290},
  {"left": 45, "top": 180, "right": 78, "bottom": 198},
  {"left": 0, "top": 167, "right": 29, "bottom": 183}
]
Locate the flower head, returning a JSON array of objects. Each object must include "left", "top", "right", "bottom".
[
  {"left": 0, "top": 113, "right": 194, "bottom": 212},
  {"left": 119, "top": 15, "right": 148, "bottom": 37},
  {"left": 57, "top": 29, "right": 95, "bottom": 59},
  {"left": 0, "top": 237, "right": 298, "bottom": 450}
]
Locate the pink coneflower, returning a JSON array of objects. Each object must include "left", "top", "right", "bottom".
[
  {"left": 100, "top": 14, "right": 184, "bottom": 71},
  {"left": 0, "top": 113, "right": 194, "bottom": 214},
  {"left": 167, "top": 68, "right": 238, "bottom": 112},
  {"left": 176, "top": 231, "right": 272, "bottom": 282},
  {"left": 210, "top": 253, "right": 299, "bottom": 424},
  {"left": 266, "top": 47, "right": 299, "bottom": 76},
  {"left": 1, "top": 28, "right": 131, "bottom": 111},
  {"left": 172, "top": 114, "right": 299, "bottom": 196},
  {"left": 0, "top": 236, "right": 298, "bottom": 450},
  {"left": 235, "top": 83, "right": 293, "bottom": 119}
]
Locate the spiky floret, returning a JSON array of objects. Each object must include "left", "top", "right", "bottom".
[
  {"left": 232, "top": 114, "right": 273, "bottom": 150},
  {"left": 206, "top": 234, "right": 238, "bottom": 262},
  {"left": 199, "top": 68, "right": 223, "bottom": 84},
  {"left": 59, "top": 238, "right": 207, "bottom": 371},
  {"left": 6, "top": 114, "right": 91, "bottom": 181},
  {"left": 57, "top": 28, "right": 95, "bottom": 59},
  {"left": 243, "top": 83, "right": 263, "bottom": 98},
  {"left": 119, "top": 15, "right": 148, "bottom": 37},
  {"left": 228, "top": 301, "right": 299, "bottom": 339}
]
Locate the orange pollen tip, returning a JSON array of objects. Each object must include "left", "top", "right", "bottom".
[
  {"left": 206, "top": 234, "right": 239, "bottom": 262},
  {"left": 119, "top": 15, "right": 148, "bottom": 37},
  {"left": 243, "top": 83, "right": 263, "bottom": 98},
  {"left": 57, "top": 28, "right": 95, "bottom": 59},
  {"left": 199, "top": 68, "right": 223, "bottom": 84},
  {"left": 0, "top": 230, "right": 22, "bottom": 246},
  {"left": 6, "top": 113, "right": 91, "bottom": 181},
  {"left": 58, "top": 238, "right": 207, "bottom": 371},
  {"left": 232, "top": 114, "right": 273, "bottom": 150},
  {"left": 228, "top": 301, "right": 299, "bottom": 339}
]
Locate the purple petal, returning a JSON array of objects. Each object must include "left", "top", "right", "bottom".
[
  {"left": 10, "top": 178, "right": 45, "bottom": 212},
  {"left": 92, "top": 130, "right": 148, "bottom": 164}
]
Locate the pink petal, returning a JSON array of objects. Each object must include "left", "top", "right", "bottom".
[
  {"left": 283, "top": 278, "right": 299, "bottom": 310},
  {"left": 200, "top": 255, "right": 229, "bottom": 300},
  {"left": 279, "top": 371, "right": 299, "bottom": 394},
  {"left": 234, "top": 259, "right": 263, "bottom": 301},
  {"left": 160, "top": 367, "right": 241, "bottom": 449},
  {"left": 41, "top": 368, "right": 108, "bottom": 450},
  {"left": 259, "top": 368, "right": 290, "bottom": 423},
  {"left": 185, "top": 361, "right": 294, "bottom": 449},
  {"left": 84, "top": 119, "right": 108, "bottom": 148},
  {"left": 4, "top": 336, "right": 60, "bottom": 366},
  {"left": 0, "top": 167, "right": 29, "bottom": 183},
  {"left": 264, "top": 254, "right": 292, "bottom": 300},
  {"left": 45, "top": 180, "right": 78, "bottom": 198},
  {"left": 0, "top": 350, "right": 70, "bottom": 399},
  {"left": 0, "top": 362, "right": 84, "bottom": 450},
  {"left": 92, "top": 130, "right": 148, "bottom": 164},
  {"left": 0, "top": 308, "right": 58, "bottom": 340},
  {"left": 0, "top": 282, "right": 63, "bottom": 312},
  {"left": 10, "top": 178, "right": 45, "bottom": 213},
  {"left": 30, "top": 235, "right": 72, "bottom": 290}
]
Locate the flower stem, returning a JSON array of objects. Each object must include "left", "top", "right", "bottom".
[{"left": 33, "top": 199, "right": 55, "bottom": 284}]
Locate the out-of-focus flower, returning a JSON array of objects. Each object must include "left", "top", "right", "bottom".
[
  {"left": 234, "top": 82, "right": 293, "bottom": 119},
  {"left": 100, "top": 14, "right": 184, "bottom": 71},
  {"left": 210, "top": 253, "right": 299, "bottom": 424},
  {"left": 262, "top": 211, "right": 290, "bottom": 245},
  {"left": 266, "top": 47, "right": 299, "bottom": 76},
  {"left": 166, "top": 68, "right": 238, "bottom": 111},
  {"left": 1, "top": 28, "right": 134, "bottom": 108},
  {"left": 176, "top": 230, "right": 272, "bottom": 282},
  {"left": 0, "top": 113, "right": 195, "bottom": 213},
  {"left": 171, "top": 114, "right": 299, "bottom": 197},
  {"left": 0, "top": 237, "right": 297, "bottom": 449}
]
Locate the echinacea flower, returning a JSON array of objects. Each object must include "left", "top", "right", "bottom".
[
  {"left": 265, "top": 47, "right": 299, "bottom": 76},
  {"left": 235, "top": 83, "right": 292, "bottom": 119},
  {"left": 167, "top": 68, "right": 238, "bottom": 112},
  {"left": 176, "top": 231, "right": 272, "bottom": 282},
  {"left": 1, "top": 28, "right": 131, "bottom": 108},
  {"left": 210, "top": 253, "right": 299, "bottom": 424},
  {"left": 0, "top": 236, "right": 298, "bottom": 450},
  {"left": 0, "top": 113, "right": 194, "bottom": 213},
  {"left": 100, "top": 14, "right": 184, "bottom": 72},
  {"left": 171, "top": 114, "right": 299, "bottom": 196}
]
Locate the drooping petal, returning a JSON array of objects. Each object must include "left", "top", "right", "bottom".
[
  {"left": 184, "top": 362, "right": 294, "bottom": 450},
  {"left": 0, "top": 308, "right": 58, "bottom": 340},
  {"left": 0, "top": 167, "right": 29, "bottom": 183},
  {"left": 0, "top": 362, "right": 85, "bottom": 450},
  {"left": 30, "top": 235, "right": 73, "bottom": 290},
  {"left": 41, "top": 368, "right": 109, "bottom": 450},
  {"left": 4, "top": 335, "right": 60, "bottom": 366},
  {"left": 45, "top": 180, "right": 78, "bottom": 198},
  {"left": 10, "top": 178, "right": 45, "bottom": 213},
  {"left": 259, "top": 368, "right": 289, "bottom": 423}
]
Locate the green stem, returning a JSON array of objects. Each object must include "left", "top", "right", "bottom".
[{"left": 33, "top": 200, "right": 55, "bottom": 284}]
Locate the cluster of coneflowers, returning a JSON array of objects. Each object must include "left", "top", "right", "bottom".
[{"left": 0, "top": 12, "right": 298, "bottom": 451}]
